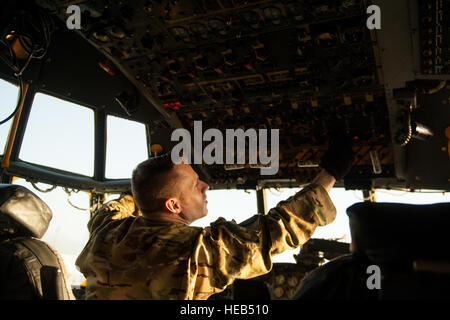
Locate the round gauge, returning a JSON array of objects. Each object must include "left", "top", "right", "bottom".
[
  {"left": 190, "top": 23, "right": 208, "bottom": 39},
  {"left": 208, "top": 19, "right": 227, "bottom": 35},
  {"left": 286, "top": 2, "right": 303, "bottom": 16},
  {"left": 195, "top": 56, "right": 208, "bottom": 70},
  {"left": 169, "top": 27, "right": 190, "bottom": 41},
  {"left": 287, "top": 276, "right": 299, "bottom": 287},
  {"left": 274, "top": 274, "right": 285, "bottom": 286},
  {"left": 108, "top": 26, "right": 126, "bottom": 39},
  {"left": 92, "top": 31, "right": 110, "bottom": 42},
  {"left": 286, "top": 288, "right": 296, "bottom": 298},
  {"left": 241, "top": 10, "right": 260, "bottom": 25},
  {"left": 263, "top": 6, "right": 282, "bottom": 21},
  {"left": 168, "top": 60, "right": 181, "bottom": 73},
  {"left": 273, "top": 286, "right": 284, "bottom": 298},
  {"left": 286, "top": 2, "right": 304, "bottom": 21},
  {"left": 316, "top": 32, "right": 337, "bottom": 47}
]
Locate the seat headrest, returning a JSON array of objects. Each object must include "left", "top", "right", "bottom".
[
  {"left": 0, "top": 184, "right": 52, "bottom": 239},
  {"left": 347, "top": 202, "right": 450, "bottom": 264}
]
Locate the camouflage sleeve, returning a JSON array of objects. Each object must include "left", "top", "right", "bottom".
[
  {"left": 261, "top": 183, "right": 336, "bottom": 256},
  {"left": 87, "top": 194, "right": 141, "bottom": 233},
  {"left": 192, "top": 183, "right": 336, "bottom": 295}
]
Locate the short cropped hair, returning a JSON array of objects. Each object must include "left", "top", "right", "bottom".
[{"left": 131, "top": 154, "right": 176, "bottom": 214}]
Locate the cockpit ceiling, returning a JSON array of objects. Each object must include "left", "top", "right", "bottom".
[{"left": 3, "top": 0, "right": 449, "bottom": 191}]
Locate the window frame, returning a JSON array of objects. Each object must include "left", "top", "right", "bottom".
[
  {"left": 0, "top": 85, "right": 140, "bottom": 193},
  {"left": 18, "top": 91, "right": 96, "bottom": 178},
  {"left": 0, "top": 77, "right": 21, "bottom": 156},
  {"left": 104, "top": 113, "right": 151, "bottom": 180}
]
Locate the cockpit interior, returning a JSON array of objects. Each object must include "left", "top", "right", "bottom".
[{"left": 0, "top": 0, "right": 449, "bottom": 301}]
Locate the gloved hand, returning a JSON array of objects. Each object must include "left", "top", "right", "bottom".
[{"left": 320, "top": 133, "right": 354, "bottom": 180}]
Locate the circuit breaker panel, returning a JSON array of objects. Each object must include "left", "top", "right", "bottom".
[{"left": 7, "top": 0, "right": 448, "bottom": 190}]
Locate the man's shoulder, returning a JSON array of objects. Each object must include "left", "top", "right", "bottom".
[
  {"left": 102, "top": 194, "right": 140, "bottom": 217},
  {"left": 88, "top": 193, "right": 140, "bottom": 232}
]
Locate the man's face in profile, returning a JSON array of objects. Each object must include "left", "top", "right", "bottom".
[{"left": 172, "top": 164, "right": 209, "bottom": 224}]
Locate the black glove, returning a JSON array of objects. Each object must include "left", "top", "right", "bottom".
[{"left": 320, "top": 133, "right": 354, "bottom": 180}]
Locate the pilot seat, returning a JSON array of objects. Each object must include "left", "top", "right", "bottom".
[
  {"left": 0, "top": 184, "right": 74, "bottom": 300},
  {"left": 294, "top": 201, "right": 450, "bottom": 300}
]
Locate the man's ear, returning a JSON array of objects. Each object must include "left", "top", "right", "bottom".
[{"left": 164, "top": 198, "right": 181, "bottom": 214}]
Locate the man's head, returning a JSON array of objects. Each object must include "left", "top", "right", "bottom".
[{"left": 131, "top": 154, "right": 209, "bottom": 224}]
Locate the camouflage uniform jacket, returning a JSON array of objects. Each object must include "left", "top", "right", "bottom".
[{"left": 76, "top": 184, "right": 336, "bottom": 300}]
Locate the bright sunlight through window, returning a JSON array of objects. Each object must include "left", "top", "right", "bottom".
[
  {"left": 19, "top": 93, "right": 94, "bottom": 176},
  {"left": 105, "top": 115, "right": 149, "bottom": 179},
  {"left": 0, "top": 79, "right": 19, "bottom": 154},
  {"left": 191, "top": 189, "right": 257, "bottom": 228}
]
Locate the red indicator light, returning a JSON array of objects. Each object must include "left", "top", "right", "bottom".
[{"left": 164, "top": 102, "right": 182, "bottom": 109}]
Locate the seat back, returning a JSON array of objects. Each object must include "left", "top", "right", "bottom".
[
  {"left": 295, "top": 201, "right": 450, "bottom": 300},
  {"left": 293, "top": 253, "right": 378, "bottom": 300},
  {"left": 0, "top": 184, "right": 74, "bottom": 300},
  {"left": 347, "top": 202, "right": 450, "bottom": 263},
  {"left": 347, "top": 201, "right": 450, "bottom": 299}
]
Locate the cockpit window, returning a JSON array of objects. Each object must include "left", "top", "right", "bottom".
[
  {"left": 266, "top": 187, "right": 354, "bottom": 243},
  {"left": 190, "top": 187, "right": 358, "bottom": 263},
  {"left": 265, "top": 187, "right": 356, "bottom": 263},
  {"left": 19, "top": 93, "right": 94, "bottom": 176},
  {"left": 105, "top": 115, "right": 149, "bottom": 179},
  {"left": 191, "top": 189, "right": 257, "bottom": 227},
  {"left": 375, "top": 189, "right": 449, "bottom": 204},
  {"left": 0, "top": 79, "right": 20, "bottom": 155}
]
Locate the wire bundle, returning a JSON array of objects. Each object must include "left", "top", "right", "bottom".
[{"left": 0, "top": 4, "right": 54, "bottom": 125}]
